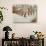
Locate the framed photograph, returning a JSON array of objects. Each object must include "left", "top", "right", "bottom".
[{"left": 12, "top": 4, "right": 37, "bottom": 23}]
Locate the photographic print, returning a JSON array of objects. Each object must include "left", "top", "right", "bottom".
[{"left": 12, "top": 4, "right": 37, "bottom": 23}]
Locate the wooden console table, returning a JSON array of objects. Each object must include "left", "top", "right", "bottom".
[{"left": 2, "top": 38, "right": 44, "bottom": 46}]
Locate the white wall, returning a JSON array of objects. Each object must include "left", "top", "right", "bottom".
[{"left": 0, "top": 0, "right": 46, "bottom": 46}]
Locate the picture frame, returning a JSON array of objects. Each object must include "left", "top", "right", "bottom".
[{"left": 12, "top": 4, "right": 37, "bottom": 23}]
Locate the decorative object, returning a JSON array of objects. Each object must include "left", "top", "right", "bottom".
[
  {"left": 0, "top": 7, "right": 8, "bottom": 23},
  {"left": 33, "top": 31, "right": 44, "bottom": 39},
  {"left": 30, "top": 35, "right": 35, "bottom": 39},
  {"left": 12, "top": 4, "right": 37, "bottom": 23},
  {"left": 3, "top": 26, "right": 12, "bottom": 39},
  {"left": 12, "top": 33, "right": 15, "bottom": 39}
]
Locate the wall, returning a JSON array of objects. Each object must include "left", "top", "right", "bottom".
[{"left": 0, "top": 0, "right": 46, "bottom": 46}]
